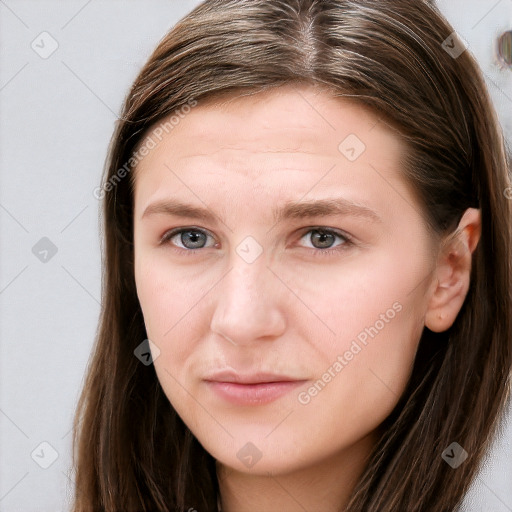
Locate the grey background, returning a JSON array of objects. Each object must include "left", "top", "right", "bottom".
[{"left": 0, "top": 1, "right": 510, "bottom": 510}]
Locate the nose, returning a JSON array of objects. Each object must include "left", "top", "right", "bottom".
[{"left": 209, "top": 256, "right": 287, "bottom": 346}]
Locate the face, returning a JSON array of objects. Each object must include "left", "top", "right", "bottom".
[{"left": 132, "top": 84, "right": 437, "bottom": 476}]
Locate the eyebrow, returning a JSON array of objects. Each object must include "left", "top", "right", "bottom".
[{"left": 141, "top": 197, "right": 382, "bottom": 224}]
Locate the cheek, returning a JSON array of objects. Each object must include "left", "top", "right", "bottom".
[
  {"left": 134, "top": 253, "right": 218, "bottom": 385},
  {"left": 134, "top": 259, "right": 210, "bottom": 420},
  {"left": 280, "top": 244, "right": 428, "bottom": 350},
  {"left": 294, "top": 301, "right": 423, "bottom": 456},
  {"left": 294, "top": 249, "right": 428, "bottom": 416},
  {"left": 135, "top": 249, "right": 204, "bottom": 337}
]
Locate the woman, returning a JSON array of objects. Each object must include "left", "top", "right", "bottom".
[{"left": 72, "top": 0, "right": 512, "bottom": 510}]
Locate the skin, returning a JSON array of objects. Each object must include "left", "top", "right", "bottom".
[{"left": 132, "top": 84, "right": 481, "bottom": 512}]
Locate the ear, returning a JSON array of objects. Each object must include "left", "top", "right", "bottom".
[{"left": 424, "top": 208, "right": 481, "bottom": 333}]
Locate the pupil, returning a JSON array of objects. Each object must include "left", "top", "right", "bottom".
[
  {"left": 312, "top": 230, "right": 334, "bottom": 248},
  {"left": 182, "top": 231, "right": 206, "bottom": 249}
]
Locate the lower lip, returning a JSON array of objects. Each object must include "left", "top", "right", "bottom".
[{"left": 206, "top": 380, "right": 306, "bottom": 405}]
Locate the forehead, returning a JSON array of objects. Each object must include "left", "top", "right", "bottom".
[
  {"left": 131, "top": 84, "right": 418, "bottom": 229},
  {"left": 133, "top": 84, "right": 406, "bottom": 177}
]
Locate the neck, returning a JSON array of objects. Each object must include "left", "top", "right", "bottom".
[{"left": 216, "top": 432, "right": 376, "bottom": 512}]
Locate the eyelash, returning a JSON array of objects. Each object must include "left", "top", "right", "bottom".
[{"left": 159, "top": 226, "right": 354, "bottom": 258}]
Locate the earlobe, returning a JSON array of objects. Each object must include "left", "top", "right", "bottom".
[{"left": 424, "top": 208, "right": 481, "bottom": 333}]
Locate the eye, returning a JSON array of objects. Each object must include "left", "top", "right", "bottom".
[
  {"left": 159, "top": 226, "right": 354, "bottom": 257},
  {"left": 160, "top": 227, "right": 216, "bottom": 250},
  {"left": 298, "top": 227, "right": 353, "bottom": 255}
]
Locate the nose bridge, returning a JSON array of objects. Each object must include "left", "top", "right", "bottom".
[{"left": 210, "top": 251, "right": 286, "bottom": 344}]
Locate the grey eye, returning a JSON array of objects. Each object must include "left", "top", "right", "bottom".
[
  {"left": 179, "top": 230, "right": 207, "bottom": 249},
  {"left": 310, "top": 229, "right": 337, "bottom": 248},
  {"left": 300, "top": 228, "right": 347, "bottom": 250},
  {"left": 165, "top": 229, "right": 215, "bottom": 249}
]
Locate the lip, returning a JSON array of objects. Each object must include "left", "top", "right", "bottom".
[
  {"left": 204, "top": 371, "right": 307, "bottom": 405},
  {"left": 204, "top": 370, "right": 303, "bottom": 384}
]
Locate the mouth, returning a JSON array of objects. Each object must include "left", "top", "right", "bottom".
[{"left": 204, "top": 371, "right": 307, "bottom": 405}]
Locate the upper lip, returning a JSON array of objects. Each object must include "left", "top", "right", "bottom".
[{"left": 204, "top": 370, "right": 304, "bottom": 384}]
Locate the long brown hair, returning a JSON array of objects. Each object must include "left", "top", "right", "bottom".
[{"left": 72, "top": 1, "right": 512, "bottom": 510}]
